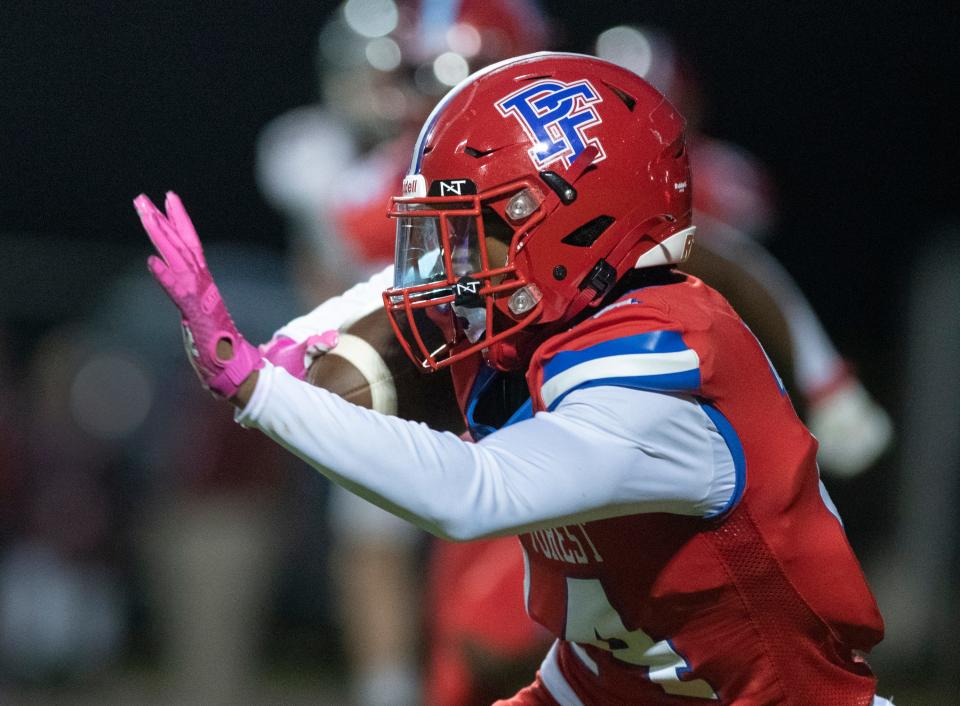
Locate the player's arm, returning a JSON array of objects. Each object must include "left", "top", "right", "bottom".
[
  {"left": 235, "top": 362, "right": 736, "bottom": 540},
  {"left": 256, "top": 264, "right": 396, "bottom": 380},
  {"left": 136, "top": 192, "right": 733, "bottom": 540}
]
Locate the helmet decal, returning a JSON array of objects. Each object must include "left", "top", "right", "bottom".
[
  {"left": 428, "top": 178, "right": 477, "bottom": 196},
  {"left": 496, "top": 79, "right": 607, "bottom": 170}
]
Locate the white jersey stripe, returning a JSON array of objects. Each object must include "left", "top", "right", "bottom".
[
  {"left": 521, "top": 545, "right": 531, "bottom": 615},
  {"left": 541, "top": 349, "right": 701, "bottom": 409},
  {"left": 818, "top": 478, "right": 843, "bottom": 525},
  {"left": 540, "top": 641, "right": 587, "bottom": 706},
  {"left": 569, "top": 641, "right": 599, "bottom": 675}
]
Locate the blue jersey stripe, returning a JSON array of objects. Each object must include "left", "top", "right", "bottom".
[
  {"left": 505, "top": 397, "right": 534, "bottom": 426},
  {"left": 700, "top": 403, "right": 747, "bottom": 518},
  {"left": 465, "top": 365, "right": 533, "bottom": 440},
  {"left": 543, "top": 330, "right": 691, "bottom": 382},
  {"left": 465, "top": 364, "right": 499, "bottom": 440}
]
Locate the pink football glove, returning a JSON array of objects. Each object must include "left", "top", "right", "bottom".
[
  {"left": 134, "top": 191, "right": 263, "bottom": 398},
  {"left": 259, "top": 331, "right": 340, "bottom": 380}
]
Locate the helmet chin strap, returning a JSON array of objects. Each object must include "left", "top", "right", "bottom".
[
  {"left": 560, "top": 216, "right": 671, "bottom": 325},
  {"left": 538, "top": 145, "right": 599, "bottom": 213},
  {"left": 483, "top": 326, "right": 544, "bottom": 371},
  {"left": 567, "top": 144, "right": 600, "bottom": 182},
  {"left": 549, "top": 144, "right": 625, "bottom": 324}
]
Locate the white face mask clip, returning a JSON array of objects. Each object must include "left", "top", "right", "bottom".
[
  {"left": 507, "top": 284, "right": 542, "bottom": 316},
  {"left": 505, "top": 188, "right": 542, "bottom": 221}
]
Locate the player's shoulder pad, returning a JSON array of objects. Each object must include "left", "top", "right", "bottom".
[{"left": 528, "top": 291, "right": 702, "bottom": 412}]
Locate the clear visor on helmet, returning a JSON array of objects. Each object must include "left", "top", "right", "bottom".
[
  {"left": 393, "top": 202, "right": 482, "bottom": 290},
  {"left": 385, "top": 184, "right": 544, "bottom": 371}
]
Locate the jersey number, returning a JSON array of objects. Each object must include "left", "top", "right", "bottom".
[{"left": 565, "top": 578, "right": 717, "bottom": 700}]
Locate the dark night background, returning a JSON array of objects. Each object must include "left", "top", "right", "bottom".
[
  {"left": 1, "top": 2, "right": 956, "bottom": 342},
  {"left": 0, "top": 0, "right": 957, "bottom": 701}
]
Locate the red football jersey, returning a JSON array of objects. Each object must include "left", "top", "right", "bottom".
[{"left": 512, "top": 274, "right": 883, "bottom": 705}]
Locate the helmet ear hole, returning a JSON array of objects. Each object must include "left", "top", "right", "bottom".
[{"left": 561, "top": 216, "right": 615, "bottom": 247}]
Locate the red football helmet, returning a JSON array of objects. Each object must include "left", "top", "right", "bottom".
[{"left": 383, "top": 52, "right": 695, "bottom": 371}]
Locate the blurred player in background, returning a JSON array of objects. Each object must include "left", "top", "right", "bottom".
[
  {"left": 593, "top": 24, "right": 892, "bottom": 477},
  {"left": 135, "top": 51, "right": 889, "bottom": 704},
  {"left": 257, "top": 1, "right": 548, "bottom": 703},
  {"left": 257, "top": 0, "right": 547, "bottom": 300}
]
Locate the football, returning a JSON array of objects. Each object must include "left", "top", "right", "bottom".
[{"left": 307, "top": 308, "right": 463, "bottom": 433}]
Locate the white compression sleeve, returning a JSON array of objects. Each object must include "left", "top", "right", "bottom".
[
  {"left": 274, "top": 264, "right": 395, "bottom": 343},
  {"left": 237, "top": 364, "right": 735, "bottom": 540}
]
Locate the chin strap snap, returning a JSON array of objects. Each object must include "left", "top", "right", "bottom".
[{"left": 538, "top": 145, "right": 599, "bottom": 210}]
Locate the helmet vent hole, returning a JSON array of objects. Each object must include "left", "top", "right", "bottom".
[
  {"left": 464, "top": 146, "right": 496, "bottom": 159},
  {"left": 602, "top": 81, "right": 637, "bottom": 111},
  {"left": 518, "top": 73, "right": 552, "bottom": 82},
  {"left": 561, "top": 216, "right": 615, "bottom": 247}
]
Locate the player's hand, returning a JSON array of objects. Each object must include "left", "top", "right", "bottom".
[
  {"left": 134, "top": 191, "right": 264, "bottom": 399},
  {"left": 808, "top": 377, "right": 893, "bottom": 478},
  {"left": 259, "top": 330, "right": 340, "bottom": 381}
]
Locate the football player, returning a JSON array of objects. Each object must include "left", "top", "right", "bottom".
[
  {"left": 137, "top": 52, "right": 890, "bottom": 704},
  {"left": 261, "top": 17, "right": 892, "bottom": 703}
]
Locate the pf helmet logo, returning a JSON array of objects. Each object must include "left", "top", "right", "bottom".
[{"left": 496, "top": 79, "right": 606, "bottom": 170}]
